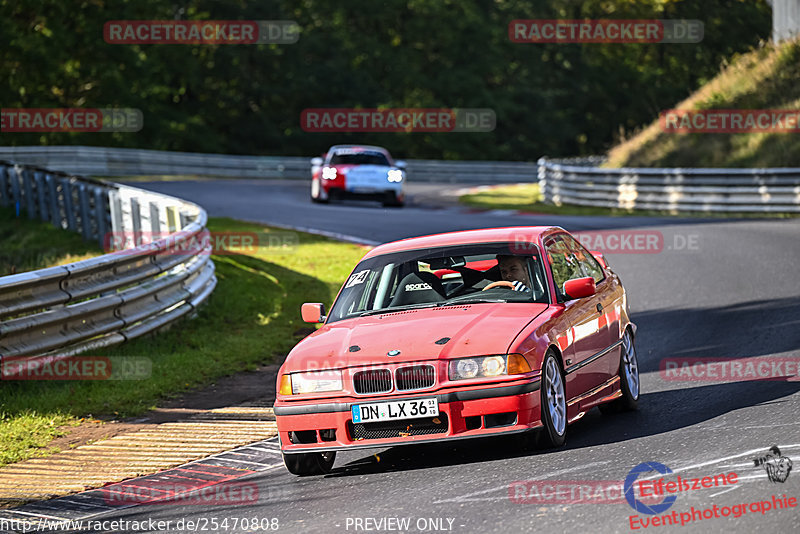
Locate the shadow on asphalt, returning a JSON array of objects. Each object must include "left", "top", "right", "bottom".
[{"left": 634, "top": 296, "right": 800, "bottom": 373}]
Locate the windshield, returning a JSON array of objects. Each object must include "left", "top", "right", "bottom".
[
  {"left": 329, "top": 151, "right": 391, "bottom": 166},
  {"left": 327, "top": 243, "right": 548, "bottom": 323}
]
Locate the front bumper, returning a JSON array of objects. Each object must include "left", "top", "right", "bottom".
[{"left": 275, "top": 380, "right": 542, "bottom": 453}]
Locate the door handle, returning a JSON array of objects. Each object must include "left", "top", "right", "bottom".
[{"left": 596, "top": 303, "right": 603, "bottom": 313}]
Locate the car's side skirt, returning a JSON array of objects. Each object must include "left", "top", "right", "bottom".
[
  {"left": 564, "top": 339, "right": 623, "bottom": 375},
  {"left": 567, "top": 375, "right": 620, "bottom": 408}
]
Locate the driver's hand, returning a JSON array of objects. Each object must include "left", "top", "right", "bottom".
[{"left": 511, "top": 281, "right": 530, "bottom": 292}]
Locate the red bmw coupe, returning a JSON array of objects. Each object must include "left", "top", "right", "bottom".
[{"left": 275, "top": 227, "right": 640, "bottom": 475}]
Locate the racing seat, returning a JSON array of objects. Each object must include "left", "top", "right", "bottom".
[{"left": 390, "top": 272, "right": 447, "bottom": 306}]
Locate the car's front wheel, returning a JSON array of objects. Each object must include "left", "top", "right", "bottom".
[
  {"left": 310, "top": 179, "right": 328, "bottom": 204},
  {"left": 538, "top": 351, "right": 567, "bottom": 448},
  {"left": 599, "top": 329, "right": 640, "bottom": 414},
  {"left": 283, "top": 451, "right": 336, "bottom": 476}
]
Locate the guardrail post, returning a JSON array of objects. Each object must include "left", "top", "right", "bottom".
[
  {"left": 108, "top": 189, "right": 124, "bottom": 242},
  {"left": 0, "top": 167, "right": 9, "bottom": 208},
  {"left": 94, "top": 188, "right": 108, "bottom": 247},
  {"left": 78, "top": 183, "right": 92, "bottom": 240},
  {"left": 10, "top": 166, "right": 23, "bottom": 216},
  {"left": 537, "top": 157, "right": 549, "bottom": 204},
  {"left": 62, "top": 178, "right": 77, "bottom": 231},
  {"left": 130, "top": 197, "right": 142, "bottom": 246},
  {"left": 47, "top": 174, "right": 60, "bottom": 228},
  {"left": 166, "top": 205, "right": 178, "bottom": 233},
  {"left": 23, "top": 168, "right": 36, "bottom": 219},
  {"left": 35, "top": 171, "right": 49, "bottom": 222},
  {"left": 149, "top": 201, "right": 161, "bottom": 239}
]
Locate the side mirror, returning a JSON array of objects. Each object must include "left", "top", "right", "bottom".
[
  {"left": 563, "top": 277, "right": 596, "bottom": 300},
  {"left": 311, "top": 157, "right": 323, "bottom": 167},
  {"left": 301, "top": 302, "right": 326, "bottom": 323},
  {"left": 590, "top": 251, "right": 608, "bottom": 269},
  {"left": 395, "top": 160, "right": 407, "bottom": 169}
]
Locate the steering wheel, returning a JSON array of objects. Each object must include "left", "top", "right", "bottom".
[{"left": 482, "top": 280, "right": 514, "bottom": 291}]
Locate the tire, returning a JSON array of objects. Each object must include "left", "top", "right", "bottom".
[
  {"left": 310, "top": 180, "right": 328, "bottom": 204},
  {"left": 282, "top": 450, "right": 336, "bottom": 476},
  {"left": 382, "top": 192, "right": 404, "bottom": 208},
  {"left": 537, "top": 351, "right": 567, "bottom": 448},
  {"left": 599, "top": 329, "right": 640, "bottom": 414}
]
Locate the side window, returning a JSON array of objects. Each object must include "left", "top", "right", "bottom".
[
  {"left": 545, "top": 236, "right": 583, "bottom": 301},
  {"left": 559, "top": 234, "right": 605, "bottom": 284}
]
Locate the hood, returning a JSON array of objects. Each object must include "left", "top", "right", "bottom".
[{"left": 286, "top": 303, "right": 548, "bottom": 370}]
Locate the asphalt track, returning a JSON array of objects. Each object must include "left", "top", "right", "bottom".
[{"left": 17, "top": 180, "right": 800, "bottom": 533}]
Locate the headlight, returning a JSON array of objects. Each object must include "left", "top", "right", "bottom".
[
  {"left": 387, "top": 169, "right": 404, "bottom": 182},
  {"left": 285, "top": 370, "right": 343, "bottom": 394},
  {"left": 448, "top": 354, "right": 531, "bottom": 380},
  {"left": 321, "top": 167, "right": 337, "bottom": 180}
]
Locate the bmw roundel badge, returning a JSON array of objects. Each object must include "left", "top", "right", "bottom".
[{"left": 388, "top": 349, "right": 401, "bottom": 357}]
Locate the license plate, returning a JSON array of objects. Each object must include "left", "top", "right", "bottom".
[
  {"left": 349, "top": 187, "right": 377, "bottom": 193},
  {"left": 351, "top": 398, "right": 438, "bottom": 423}
]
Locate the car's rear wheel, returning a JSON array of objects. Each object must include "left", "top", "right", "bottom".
[
  {"left": 599, "top": 329, "right": 640, "bottom": 414},
  {"left": 382, "top": 192, "right": 404, "bottom": 208},
  {"left": 537, "top": 351, "right": 567, "bottom": 448},
  {"left": 282, "top": 450, "right": 336, "bottom": 476}
]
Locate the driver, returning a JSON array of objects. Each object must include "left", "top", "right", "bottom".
[{"left": 496, "top": 255, "right": 531, "bottom": 292}]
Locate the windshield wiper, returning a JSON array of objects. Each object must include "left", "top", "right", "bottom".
[
  {"left": 359, "top": 303, "right": 439, "bottom": 317},
  {"left": 438, "top": 297, "right": 507, "bottom": 306}
]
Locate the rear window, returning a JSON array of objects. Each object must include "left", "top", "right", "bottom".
[{"left": 329, "top": 151, "right": 390, "bottom": 166}]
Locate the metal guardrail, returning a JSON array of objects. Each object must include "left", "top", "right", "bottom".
[
  {"left": 0, "top": 160, "right": 217, "bottom": 365},
  {"left": 538, "top": 157, "right": 800, "bottom": 213},
  {"left": 0, "top": 146, "right": 539, "bottom": 184},
  {"left": 3, "top": 147, "right": 797, "bottom": 213}
]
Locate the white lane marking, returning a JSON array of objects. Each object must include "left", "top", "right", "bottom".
[
  {"left": 734, "top": 423, "right": 800, "bottom": 431},
  {"left": 202, "top": 457, "right": 282, "bottom": 467},
  {"left": 709, "top": 485, "right": 740, "bottom": 498},
  {"left": 240, "top": 447, "right": 283, "bottom": 455},
  {"left": 433, "top": 460, "right": 612, "bottom": 504},
  {"left": 55, "top": 499, "right": 115, "bottom": 510}
]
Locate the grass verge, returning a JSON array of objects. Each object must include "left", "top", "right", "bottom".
[
  {"left": 606, "top": 37, "right": 800, "bottom": 168},
  {"left": 0, "top": 207, "right": 102, "bottom": 276},
  {"left": 0, "top": 217, "right": 366, "bottom": 467}
]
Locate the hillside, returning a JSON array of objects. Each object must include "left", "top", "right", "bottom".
[{"left": 606, "top": 36, "right": 800, "bottom": 168}]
